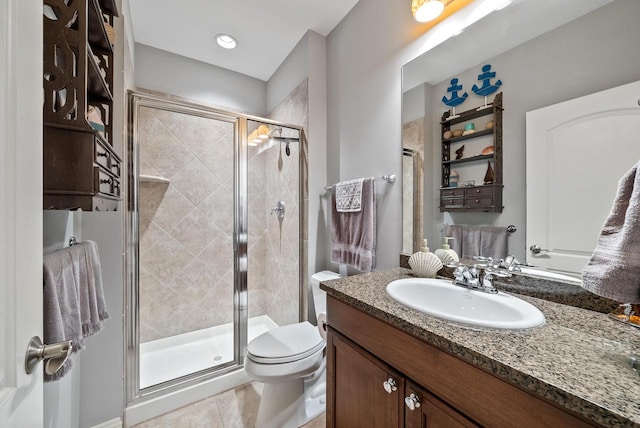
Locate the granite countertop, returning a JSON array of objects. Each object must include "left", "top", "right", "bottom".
[{"left": 321, "top": 267, "right": 640, "bottom": 428}]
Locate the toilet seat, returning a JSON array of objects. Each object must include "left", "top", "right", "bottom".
[{"left": 247, "top": 322, "right": 324, "bottom": 364}]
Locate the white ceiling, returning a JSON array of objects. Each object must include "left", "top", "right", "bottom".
[{"left": 128, "top": 0, "right": 360, "bottom": 81}]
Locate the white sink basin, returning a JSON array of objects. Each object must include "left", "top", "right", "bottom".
[
  {"left": 519, "top": 267, "right": 582, "bottom": 285},
  {"left": 386, "top": 278, "right": 545, "bottom": 330}
]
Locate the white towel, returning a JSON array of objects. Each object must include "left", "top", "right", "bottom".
[{"left": 335, "top": 178, "right": 366, "bottom": 212}]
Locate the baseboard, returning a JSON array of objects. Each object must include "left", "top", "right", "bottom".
[{"left": 91, "top": 418, "right": 123, "bottom": 428}]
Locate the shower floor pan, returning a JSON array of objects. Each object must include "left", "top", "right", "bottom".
[{"left": 140, "top": 315, "right": 278, "bottom": 389}]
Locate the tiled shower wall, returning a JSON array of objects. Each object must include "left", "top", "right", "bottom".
[
  {"left": 403, "top": 117, "right": 424, "bottom": 254},
  {"left": 265, "top": 79, "right": 308, "bottom": 326},
  {"left": 138, "top": 106, "right": 239, "bottom": 342}
]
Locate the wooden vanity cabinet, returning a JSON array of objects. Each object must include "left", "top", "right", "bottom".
[
  {"left": 326, "top": 296, "right": 597, "bottom": 428},
  {"left": 328, "top": 330, "right": 477, "bottom": 428}
]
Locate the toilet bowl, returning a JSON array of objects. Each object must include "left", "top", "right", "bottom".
[{"left": 244, "top": 270, "right": 341, "bottom": 428}]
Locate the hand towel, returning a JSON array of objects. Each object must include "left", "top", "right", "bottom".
[
  {"left": 582, "top": 162, "right": 640, "bottom": 303},
  {"left": 77, "top": 241, "right": 109, "bottom": 336},
  {"left": 43, "top": 248, "right": 83, "bottom": 381},
  {"left": 444, "top": 224, "right": 507, "bottom": 260},
  {"left": 43, "top": 241, "right": 109, "bottom": 381},
  {"left": 479, "top": 226, "right": 508, "bottom": 260},
  {"left": 331, "top": 177, "right": 376, "bottom": 272},
  {"left": 335, "top": 178, "right": 365, "bottom": 212}
]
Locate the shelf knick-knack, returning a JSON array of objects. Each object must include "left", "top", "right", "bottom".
[
  {"left": 484, "top": 161, "right": 495, "bottom": 185},
  {"left": 455, "top": 145, "right": 465, "bottom": 159}
]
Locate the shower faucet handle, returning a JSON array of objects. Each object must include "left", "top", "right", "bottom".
[{"left": 270, "top": 201, "right": 285, "bottom": 220}]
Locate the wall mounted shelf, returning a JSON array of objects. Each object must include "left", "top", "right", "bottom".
[{"left": 440, "top": 92, "right": 503, "bottom": 213}]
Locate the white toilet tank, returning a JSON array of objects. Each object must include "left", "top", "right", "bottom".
[{"left": 310, "top": 271, "right": 341, "bottom": 321}]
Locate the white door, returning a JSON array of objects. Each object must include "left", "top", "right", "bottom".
[
  {"left": 0, "top": 0, "right": 44, "bottom": 426},
  {"left": 526, "top": 80, "right": 640, "bottom": 274}
]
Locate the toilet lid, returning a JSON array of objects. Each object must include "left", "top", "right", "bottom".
[{"left": 247, "top": 322, "right": 324, "bottom": 364}]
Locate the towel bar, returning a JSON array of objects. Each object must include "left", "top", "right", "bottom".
[{"left": 324, "top": 174, "right": 396, "bottom": 191}]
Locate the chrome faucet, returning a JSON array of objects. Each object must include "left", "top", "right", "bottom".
[
  {"left": 452, "top": 263, "right": 511, "bottom": 294},
  {"left": 474, "top": 255, "right": 534, "bottom": 272}
]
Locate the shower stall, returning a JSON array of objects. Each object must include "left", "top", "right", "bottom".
[{"left": 125, "top": 92, "right": 304, "bottom": 416}]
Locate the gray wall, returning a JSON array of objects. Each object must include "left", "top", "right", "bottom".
[
  {"left": 326, "top": 0, "right": 427, "bottom": 270},
  {"left": 135, "top": 44, "right": 268, "bottom": 115},
  {"left": 426, "top": 0, "right": 640, "bottom": 260}
]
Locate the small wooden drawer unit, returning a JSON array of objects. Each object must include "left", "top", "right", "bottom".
[
  {"left": 440, "top": 185, "right": 502, "bottom": 212},
  {"left": 44, "top": 127, "right": 122, "bottom": 211}
]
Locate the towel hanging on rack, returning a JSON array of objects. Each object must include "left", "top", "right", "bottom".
[
  {"left": 331, "top": 177, "right": 376, "bottom": 272},
  {"left": 43, "top": 240, "right": 109, "bottom": 381}
]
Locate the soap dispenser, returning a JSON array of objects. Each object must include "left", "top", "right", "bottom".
[
  {"left": 409, "top": 239, "right": 443, "bottom": 278},
  {"left": 435, "top": 237, "right": 460, "bottom": 264}
]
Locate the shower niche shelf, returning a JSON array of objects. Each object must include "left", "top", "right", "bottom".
[
  {"left": 439, "top": 92, "right": 503, "bottom": 213},
  {"left": 42, "top": 0, "right": 121, "bottom": 211}
]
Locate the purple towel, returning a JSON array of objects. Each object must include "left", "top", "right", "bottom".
[
  {"left": 331, "top": 177, "right": 376, "bottom": 272},
  {"left": 582, "top": 162, "right": 640, "bottom": 303}
]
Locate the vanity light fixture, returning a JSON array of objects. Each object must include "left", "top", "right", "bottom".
[
  {"left": 412, "top": 0, "right": 445, "bottom": 22},
  {"left": 216, "top": 33, "right": 237, "bottom": 49},
  {"left": 248, "top": 130, "right": 262, "bottom": 146}
]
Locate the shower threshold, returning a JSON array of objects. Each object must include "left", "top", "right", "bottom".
[{"left": 140, "top": 315, "right": 278, "bottom": 389}]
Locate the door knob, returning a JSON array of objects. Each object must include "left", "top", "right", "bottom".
[
  {"left": 25, "top": 336, "right": 73, "bottom": 375},
  {"left": 405, "top": 393, "right": 421, "bottom": 410},
  {"left": 383, "top": 377, "right": 397, "bottom": 394},
  {"left": 529, "top": 244, "right": 549, "bottom": 255}
]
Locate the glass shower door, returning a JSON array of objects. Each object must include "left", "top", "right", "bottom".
[{"left": 135, "top": 100, "right": 238, "bottom": 390}]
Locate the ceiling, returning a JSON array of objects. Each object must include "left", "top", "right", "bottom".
[{"left": 128, "top": 0, "right": 360, "bottom": 82}]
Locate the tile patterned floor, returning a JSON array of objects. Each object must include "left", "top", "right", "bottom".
[{"left": 132, "top": 382, "right": 326, "bottom": 428}]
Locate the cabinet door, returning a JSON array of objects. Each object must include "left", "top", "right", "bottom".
[
  {"left": 327, "top": 331, "right": 404, "bottom": 428},
  {"left": 405, "top": 383, "right": 479, "bottom": 428}
]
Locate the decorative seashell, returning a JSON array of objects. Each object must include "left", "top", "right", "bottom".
[
  {"left": 486, "top": 120, "right": 494, "bottom": 129},
  {"left": 435, "top": 249, "right": 459, "bottom": 264},
  {"left": 409, "top": 252, "right": 443, "bottom": 278},
  {"left": 481, "top": 145, "right": 494, "bottom": 155},
  {"left": 443, "top": 130, "right": 453, "bottom": 139},
  {"left": 452, "top": 129, "right": 464, "bottom": 137}
]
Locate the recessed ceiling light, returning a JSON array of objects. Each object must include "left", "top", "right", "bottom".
[{"left": 216, "top": 34, "right": 237, "bottom": 50}]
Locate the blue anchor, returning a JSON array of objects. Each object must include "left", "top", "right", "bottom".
[
  {"left": 472, "top": 64, "right": 502, "bottom": 97},
  {"left": 442, "top": 78, "right": 468, "bottom": 107}
]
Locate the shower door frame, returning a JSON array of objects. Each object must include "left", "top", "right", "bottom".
[{"left": 125, "top": 90, "right": 306, "bottom": 406}]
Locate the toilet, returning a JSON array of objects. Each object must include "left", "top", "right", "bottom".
[{"left": 244, "top": 270, "right": 341, "bottom": 428}]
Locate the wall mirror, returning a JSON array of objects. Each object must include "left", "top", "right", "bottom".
[{"left": 401, "top": 0, "right": 640, "bottom": 278}]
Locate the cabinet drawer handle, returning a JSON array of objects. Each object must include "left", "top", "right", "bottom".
[
  {"left": 476, "top": 189, "right": 481, "bottom": 193},
  {"left": 100, "top": 178, "right": 113, "bottom": 185},
  {"left": 404, "top": 393, "right": 421, "bottom": 411},
  {"left": 383, "top": 377, "right": 397, "bottom": 394},
  {"left": 97, "top": 151, "right": 108, "bottom": 158},
  {"left": 475, "top": 199, "right": 480, "bottom": 203}
]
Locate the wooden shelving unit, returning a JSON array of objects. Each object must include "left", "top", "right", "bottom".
[
  {"left": 439, "top": 92, "right": 503, "bottom": 212},
  {"left": 43, "top": 0, "right": 121, "bottom": 211}
]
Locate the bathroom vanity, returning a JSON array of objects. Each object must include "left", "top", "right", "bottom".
[{"left": 322, "top": 268, "right": 640, "bottom": 427}]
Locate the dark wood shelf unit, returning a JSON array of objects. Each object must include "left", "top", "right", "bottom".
[
  {"left": 440, "top": 92, "right": 503, "bottom": 212},
  {"left": 442, "top": 128, "right": 493, "bottom": 144},
  {"left": 43, "top": 0, "right": 120, "bottom": 211}
]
